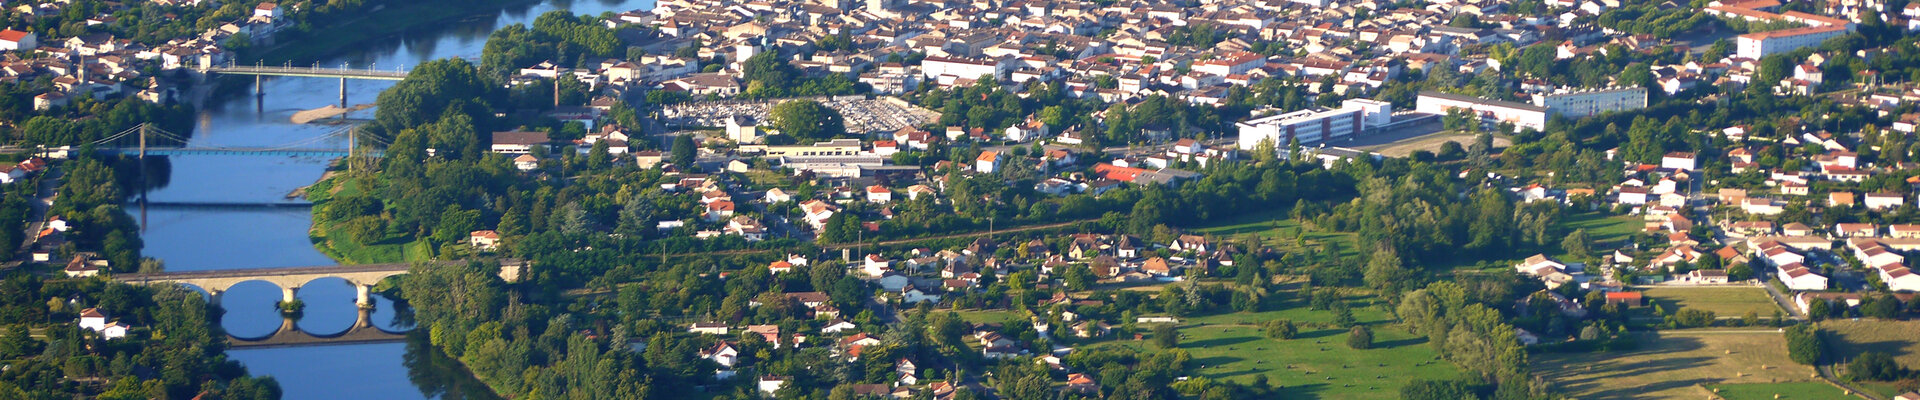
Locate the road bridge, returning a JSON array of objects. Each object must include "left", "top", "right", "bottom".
[
  {"left": 118, "top": 263, "right": 422, "bottom": 307},
  {"left": 203, "top": 62, "right": 411, "bottom": 108},
  {"left": 118, "top": 260, "right": 519, "bottom": 308}
]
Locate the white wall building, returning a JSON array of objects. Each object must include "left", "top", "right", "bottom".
[
  {"left": 1532, "top": 87, "right": 1647, "bottom": 118},
  {"left": 1416, "top": 91, "right": 1549, "bottom": 130},
  {"left": 1736, "top": 26, "right": 1847, "bottom": 59},
  {"left": 1237, "top": 99, "right": 1393, "bottom": 152},
  {"left": 921, "top": 56, "right": 1009, "bottom": 81}
]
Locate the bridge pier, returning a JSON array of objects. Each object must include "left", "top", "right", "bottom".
[
  {"left": 355, "top": 284, "right": 373, "bottom": 309},
  {"left": 208, "top": 289, "right": 224, "bottom": 307},
  {"left": 278, "top": 317, "right": 296, "bottom": 336},
  {"left": 355, "top": 307, "right": 373, "bottom": 329},
  {"left": 255, "top": 75, "right": 263, "bottom": 97},
  {"left": 281, "top": 285, "right": 299, "bottom": 304},
  {"left": 339, "top": 77, "right": 347, "bottom": 108}
]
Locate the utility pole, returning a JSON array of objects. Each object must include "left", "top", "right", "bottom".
[
  {"left": 137, "top": 123, "right": 146, "bottom": 161},
  {"left": 347, "top": 126, "right": 357, "bottom": 174},
  {"left": 552, "top": 78, "right": 561, "bottom": 109}
]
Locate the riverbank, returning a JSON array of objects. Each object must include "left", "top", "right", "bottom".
[{"left": 253, "top": 0, "right": 544, "bottom": 64}]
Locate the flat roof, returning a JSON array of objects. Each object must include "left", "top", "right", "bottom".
[{"left": 1417, "top": 90, "right": 1548, "bottom": 112}]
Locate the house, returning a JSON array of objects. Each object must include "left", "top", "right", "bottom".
[
  {"left": 1170, "top": 235, "right": 1210, "bottom": 252},
  {"left": 1794, "top": 292, "right": 1861, "bottom": 315},
  {"left": 1834, "top": 223, "right": 1878, "bottom": 238},
  {"left": 747, "top": 325, "right": 782, "bottom": 347},
  {"left": 78, "top": 308, "right": 108, "bottom": 331},
  {"left": 63, "top": 255, "right": 99, "bottom": 277},
  {"left": 866, "top": 185, "right": 892, "bottom": 203},
  {"left": 757, "top": 375, "right": 788, "bottom": 395},
  {"left": 821, "top": 319, "right": 857, "bottom": 334},
  {"left": 1685, "top": 269, "right": 1729, "bottom": 284},
  {"left": 1866, "top": 193, "right": 1906, "bottom": 210},
  {"left": 0, "top": 29, "right": 36, "bottom": 51},
  {"left": 1661, "top": 152, "right": 1696, "bottom": 170},
  {"left": 976, "top": 151, "right": 1003, "bottom": 173},
  {"left": 1065, "top": 373, "right": 1099, "bottom": 393},
  {"left": 705, "top": 201, "right": 736, "bottom": 222},
  {"left": 1604, "top": 291, "right": 1642, "bottom": 307},
  {"left": 701, "top": 341, "right": 741, "bottom": 367},
  {"left": 840, "top": 333, "right": 882, "bottom": 347},
  {"left": 491, "top": 131, "right": 552, "bottom": 154},
  {"left": 468, "top": 230, "right": 501, "bottom": 251},
  {"left": 1514, "top": 254, "right": 1569, "bottom": 276},
  {"left": 1777, "top": 263, "right": 1829, "bottom": 290},
  {"left": 513, "top": 154, "right": 539, "bottom": 171},
  {"left": 689, "top": 323, "right": 730, "bottom": 335}
]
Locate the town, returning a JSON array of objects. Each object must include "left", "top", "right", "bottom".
[{"left": 0, "top": 0, "right": 1915, "bottom": 398}]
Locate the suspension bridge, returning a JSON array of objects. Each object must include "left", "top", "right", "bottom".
[
  {"left": 88, "top": 123, "right": 389, "bottom": 158},
  {"left": 203, "top": 61, "right": 413, "bottom": 108}
]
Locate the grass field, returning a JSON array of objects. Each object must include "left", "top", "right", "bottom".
[
  {"left": 1707, "top": 382, "right": 1857, "bottom": 400},
  {"left": 1086, "top": 289, "right": 1459, "bottom": 399},
  {"left": 1558, "top": 212, "right": 1642, "bottom": 254},
  {"left": 1642, "top": 287, "right": 1783, "bottom": 317},
  {"left": 1534, "top": 330, "right": 1815, "bottom": 400},
  {"left": 1359, "top": 132, "right": 1512, "bottom": 158},
  {"left": 1821, "top": 320, "right": 1920, "bottom": 369},
  {"left": 953, "top": 309, "right": 1022, "bottom": 324},
  {"left": 1192, "top": 210, "right": 1361, "bottom": 260}
]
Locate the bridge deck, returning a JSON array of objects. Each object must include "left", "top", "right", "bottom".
[
  {"left": 94, "top": 148, "right": 377, "bottom": 157},
  {"left": 205, "top": 66, "right": 409, "bottom": 81},
  {"left": 118, "top": 263, "right": 417, "bottom": 282}
]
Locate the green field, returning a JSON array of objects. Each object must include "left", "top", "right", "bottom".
[
  {"left": 1558, "top": 212, "right": 1641, "bottom": 256},
  {"left": 1821, "top": 320, "right": 1920, "bottom": 374},
  {"left": 1708, "top": 382, "right": 1857, "bottom": 400},
  {"left": 1642, "top": 287, "right": 1782, "bottom": 317},
  {"left": 1086, "top": 290, "right": 1459, "bottom": 399},
  {"left": 1192, "top": 210, "right": 1361, "bottom": 259}
]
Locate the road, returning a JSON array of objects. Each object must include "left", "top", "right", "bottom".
[
  {"left": 1817, "top": 363, "right": 1883, "bottom": 400},
  {"left": 1760, "top": 282, "right": 1808, "bottom": 319},
  {"left": 10, "top": 163, "right": 60, "bottom": 266}
]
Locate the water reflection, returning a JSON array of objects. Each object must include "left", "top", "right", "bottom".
[{"left": 403, "top": 333, "right": 503, "bottom": 400}]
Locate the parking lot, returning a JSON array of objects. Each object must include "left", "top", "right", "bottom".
[{"left": 660, "top": 97, "right": 939, "bottom": 135}]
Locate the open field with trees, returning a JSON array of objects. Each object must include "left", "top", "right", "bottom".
[
  {"left": 1534, "top": 330, "right": 1814, "bottom": 399},
  {"left": 1642, "top": 287, "right": 1783, "bottom": 317},
  {"left": 1088, "top": 299, "right": 1460, "bottom": 400}
]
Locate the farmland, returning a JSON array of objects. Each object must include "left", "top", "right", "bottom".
[{"left": 1534, "top": 330, "right": 1815, "bottom": 400}]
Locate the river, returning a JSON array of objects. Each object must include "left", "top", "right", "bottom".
[{"left": 134, "top": 0, "right": 653, "bottom": 398}]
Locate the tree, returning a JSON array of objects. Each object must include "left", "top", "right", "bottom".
[
  {"left": 1784, "top": 324, "right": 1822, "bottom": 365},
  {"left": 1808, "top": 299, "right": 1831, "bottom": 321},
  {"left": 1728, "top": 261, "right": 1754, "bottom": 281},
  {"left": 768, "top": 100, "right": 846, "bottom": 141},
  {"left": 1561, "top": 229, "right": 1591, "bottom": 259},
  {"left": 670, "top": 134, "right": 695, "bottom": 167},
  {"left": 1265, "top": 320, "right": 1297, "bottom": 340},
  {"left": 1152, "top": 324, "right": 1178, "bottom": 349},
  {"left": 1346, "top": 325, "right": 1373, "bottom": 349},
  {"left": 1844, "top": 352, "right": 1909, "bottom": 381}
]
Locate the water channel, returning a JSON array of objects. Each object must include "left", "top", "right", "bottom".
[{"left": 133, "top": 0, "right": 653, "bottom": 397}]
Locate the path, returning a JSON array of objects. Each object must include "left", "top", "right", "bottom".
[
  {"left": 1816, "top": 364, "right": 1882, "bottom": 400},
  {"left": 1760, "top": 283, "right": 1807, "bottom": 319}
]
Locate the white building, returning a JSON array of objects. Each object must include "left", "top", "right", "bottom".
[
  {"left": 1736, "top": 26, "right": 1847, "bottom": 59},
  {"left": 1415, "top": 91, "right": 1549, "bottom": 130},
  {"left": 1236, "top": 99, "right": 1393, "bottom": 152},
  {"left": 1531, "top": 87, "right": 1647, "bottom": 118},
  {"left": 921, "top": 56, "right": 1009, "bottom": 81}
]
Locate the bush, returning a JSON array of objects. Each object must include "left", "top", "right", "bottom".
[
  {"left": 1846, "top": 352, "right": 1912, "bottom": 381},
  {"left": 1346, "top": 325, "right": 1373, "bottom": 350},
  {"left": 1265, "top": 320, "right": 1297, "bottom": 340},
  {"left": 1153, "top": 324, "right": 1178, "bottom": 349}
]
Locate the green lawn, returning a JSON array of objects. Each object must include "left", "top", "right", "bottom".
[
  {"left": 1707, "top": 382, "right": 1859, "bottom": 400},
  {"left": 1193, "top": 210, "right": 1361, "bottom": 260},
  {"left": 1642, "top": 287, "right": 1782, "bottom": 317},
  {"left": 953, "top": 309, "right": 1023, "bottom": 324},
  {"left": 1558, "top": 212, "right": 1641, "bottom": 254},
  {"left": 1086, "top": 291, "right": 1458, "bottom": 399}
]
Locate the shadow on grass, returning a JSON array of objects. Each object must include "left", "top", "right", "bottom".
[{"left": 1185, "top": 335, "right": 1259, "bottom": 348}]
